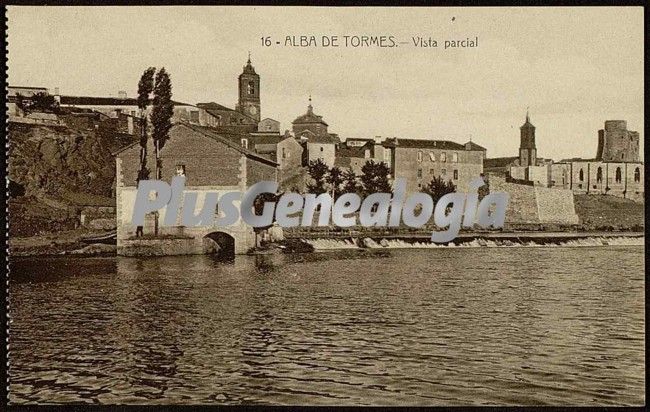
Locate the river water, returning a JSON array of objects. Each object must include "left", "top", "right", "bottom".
[{"left": 8, "top": 246, "right": 645, "bottom": 405}]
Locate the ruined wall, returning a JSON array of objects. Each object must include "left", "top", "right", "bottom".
[{"left": 598, "top": 120, "right": 640, "bottom": 162}]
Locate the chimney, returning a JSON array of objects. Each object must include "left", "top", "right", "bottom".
[{"left": 118, "top": 90, "right": 127, "bottom": 99}]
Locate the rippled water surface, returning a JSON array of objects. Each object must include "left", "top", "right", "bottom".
[{"left": 9, "top": 247, "right": 645, "bottom": 405}]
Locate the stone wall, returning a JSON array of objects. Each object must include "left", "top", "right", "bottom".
[
  {"left": 118, "top": 237, "right": 198, "bottom": 256},
  {"left": 489, "top": 175, "right": 539, "bottom": 223},
  {"left": 534, "top": 186, "right": 580, "bottom": 225}
]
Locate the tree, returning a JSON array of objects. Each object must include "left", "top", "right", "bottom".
[
  {"left": 341, "top": 168, "right": 361, "bottom": 195},
  {"left": 360, "top": 160, "right": 391, "bottom": 196},
  {"left": 136, "top": 67, "right": 155, "bottom": 183},
  {"left": 327, "top": 166, "right": 345, "bottom": 200},
  {"left": 423, "top": 175, "right": 456, "bottom": 205},
  {"left": 253, "top": 191, "right": 282, "bottom": 235},
  {"left": 16, "top": 92, "right": 59, "bottom": 114},
  {"left": 477, "top": 174, "right": 489, "bottom": 201},
  {"left": 306, "top": 159, "right": 329, "bottom": 195},
  {"left": 151, "top": 68, "right": 174, "bottom": 180}
]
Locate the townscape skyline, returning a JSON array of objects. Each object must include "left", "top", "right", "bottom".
[{"left": 7, "top": 6, "right": 644, "bottom": 160}]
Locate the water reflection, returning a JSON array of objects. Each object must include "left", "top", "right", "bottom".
[{"left": 8, "top": 247, "right": 645, "bottom": 405}]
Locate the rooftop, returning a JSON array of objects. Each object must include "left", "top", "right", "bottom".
[{"left": 60, "top": 95, "right": 192, "bottom": 107}]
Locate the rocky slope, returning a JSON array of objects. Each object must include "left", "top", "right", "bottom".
[{"left": 8, "top": 121, "right": 136, "bottom": 236}]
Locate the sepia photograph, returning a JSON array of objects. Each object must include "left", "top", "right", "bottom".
[{"left": 4, "top": 5, "right": 645, "bottom": 407}]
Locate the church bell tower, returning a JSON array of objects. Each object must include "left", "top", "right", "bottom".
[
  {"left": 237, "top": 54, "right": 261, "bottom": 122},
  {"left": 519, "top": 110, "right": 537, "bottom": 167}
]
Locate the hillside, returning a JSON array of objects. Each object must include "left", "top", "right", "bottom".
[
  {"left": 574, "top": 194, "right": 644, "bottom": 230},
  {"left": 8, "top": 121, "right": 136, "bottom": 236}
]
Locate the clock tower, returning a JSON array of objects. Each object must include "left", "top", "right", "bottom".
[{"left": 236, "top": 54, "right": 261, "bottom": 122}]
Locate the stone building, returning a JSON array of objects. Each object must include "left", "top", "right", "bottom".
[
  {"left": 292, "top": 98, "right": 339, "bottom": 167},
  {"left": 549, "top": 160, "right": 643, "bottom": 202},
  {"left": 195, "top": 57, "right": 277, "bottom": 133},
  {"left": 519, "top": 111, "right": 537, "bottom": 167},
  {"left": 335, "top": 138, "right": 393, "bottom": 175},
  {"left": 596, "top": 120, "right": 640, "bottom": 162},
  {"left": 384, "top": 138, "right": 486, "bottom": 193},
  {"left": 57, "top": 92, "right": 198, "bottom": 122},
  {"left": 505, "top": 119, "right": 644, "bottom": 202},
  {"left": 114, "top": 122, "right": 278, "bottom": 256}
]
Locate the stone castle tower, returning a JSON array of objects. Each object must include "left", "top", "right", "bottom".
[
  {"left": 596, "top": 120, "right": 639, "bottom": 162},
  {"left": 236, "top": 55, "right": 261, "bottom": 122},
  {"left": 519, "top": 111, "right": 537, "bottom": 167}
]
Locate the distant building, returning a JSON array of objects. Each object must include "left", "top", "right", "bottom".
[
  {"left": 519, "top": 111, "right": 537, "bottom": 167},
  {"left": 596, "top": 120, "right": 640, "bottom": 162},
  {"left": 7, "top": 86, "right": 50, "bottom": 117},
  {"left": 549, "top": 159, "right": 643, "bottom": 202},
  {"left": 258, "top": 118, "right": 281, "bottom": 133},
  {"left": 503, "top": 117, "right": 643, "bottom": 202},
  {"left": 335, "top": 138, "right": 392, "bottom": 175},
  {"left": 114, "top": 122, "right": 278, "bottom": 256},
  {"left": 384, "top": 137, "right": 486, "bottom": 193},
  {"left": 290, "top": 98, "right": 340, "bottom": 167},
  {"left": 196, "top": 57, "right": 268, "bottom": 133},
  {"left": 57, "top": 92, "right": 198, "bottom": 123}
]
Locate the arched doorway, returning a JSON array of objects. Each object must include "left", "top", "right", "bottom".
[{"left": 203, "top": 232, "right": 236, "bottom": 259}]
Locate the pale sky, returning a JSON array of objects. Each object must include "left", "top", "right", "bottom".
[{"left": 7, "top": 6, "right": 644, "bottom": 159}]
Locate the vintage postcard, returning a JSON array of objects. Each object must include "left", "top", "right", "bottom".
[{"left": 5, "top": 5, "right": 645, "bottom": 407}]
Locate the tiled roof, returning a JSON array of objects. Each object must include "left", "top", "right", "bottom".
[
  {"left": 197, "top": 102, "right": 235, "bottom": 112},
  {"left": 60, "top": 95, "right": 192, "bottom": 107},
  {"left": 303, "top": 134, "right": 337, "bottom": 144},
  {"left": 392, "top": 138, "right": 467, "bottom": 150},
  {"left": 113, "top": 122, "right": 278, "bottom": 167}
]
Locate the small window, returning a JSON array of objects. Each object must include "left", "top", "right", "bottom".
[
  {"left": 441, "top": 168, "right": 446, "bottom": 175},
  {"left": 452, "top": 152, "right": 458, "bottom": 163},
  {"left": 429, "top": 168, "right": 434, "bottom": 175},
  {"left": 453, "top": 170, "right": 459, "bottom": 180},
  {"left": 428, "top": 152, "right": 436, "bottom": 162},
  {"left": 241, "top": 138, "right": 248, "bottom": 149},
  {"left": 596, "top": 167, "right": 602, "bottom": 183},
  {"left": 579, "top": 168, "right": 584, "bottom": 181},
  {"left": 615, "top": 167, "right": 622, "bottom": 183},
  {"left": 417, "top": 151, "right": 423, "bottom": 162},
  {"left": 282, "top": 148, "right": 287, "bottom": 159},
  {"left": 247, "top": 81, "right": 255, "bottom": 95},
  {"left": 634, "top": 167, "right": 640, "bottom": 182},
  {"left": 320, "top": 147, "right": 324, "bottom": 152},
  {"left": 175, "top": 164, "right": 186, "bottom": 176},
  {"left": 440, "top": 153, "right": 447, "bottom": 162},
  {"left": 417, "top": 168, "right": 422, "bottom": 178}
]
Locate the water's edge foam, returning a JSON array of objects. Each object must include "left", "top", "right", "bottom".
[{"left": 306, "top": 236, "right": 644, "bottom": 250}]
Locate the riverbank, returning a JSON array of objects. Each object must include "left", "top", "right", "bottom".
[
  {"left": 8, "top": 228, "right": 116, "bottom": 257},
  {"left": 9, "top": 228, "right": 644, "bottom": 257}
]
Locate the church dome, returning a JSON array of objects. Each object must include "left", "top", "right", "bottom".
[{"left": 292, "top": 97, "right": 328, "bottom": 126}]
